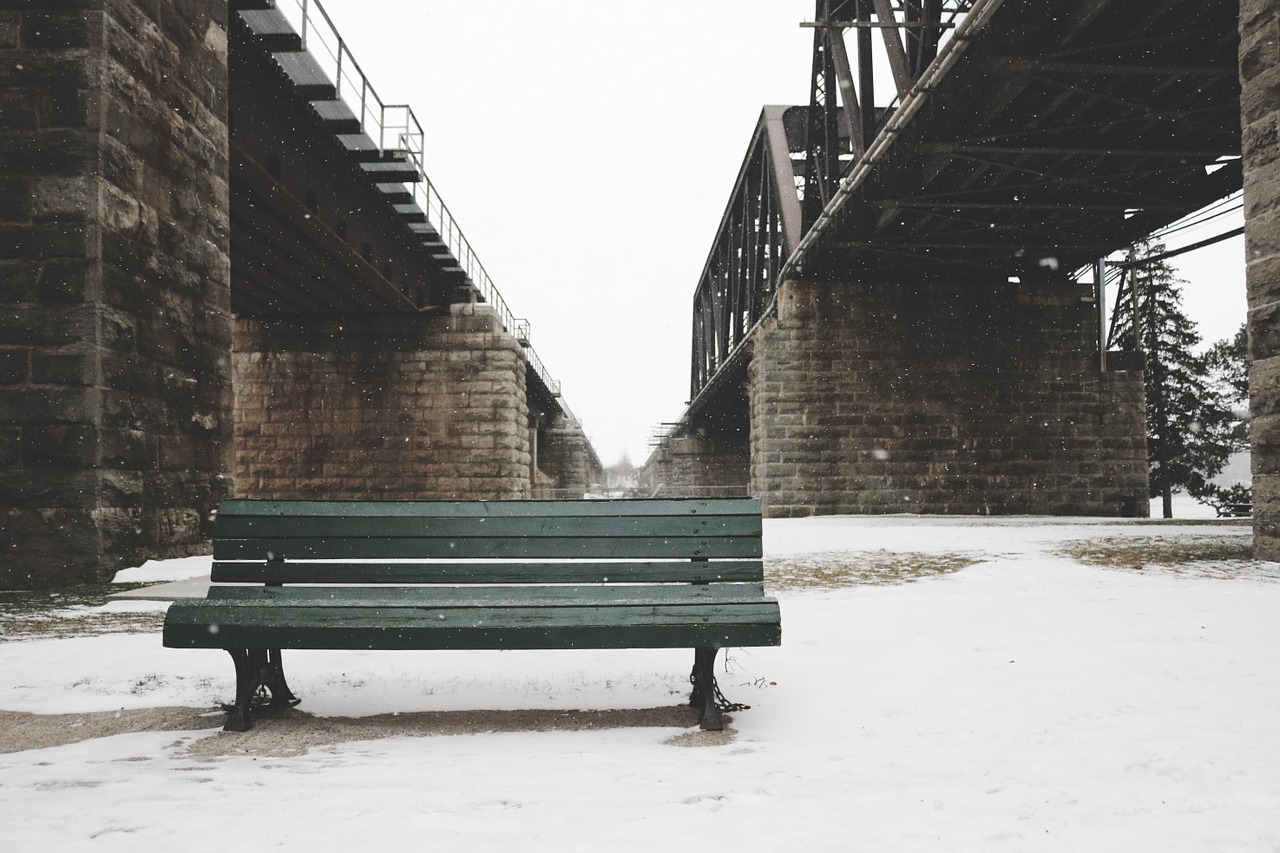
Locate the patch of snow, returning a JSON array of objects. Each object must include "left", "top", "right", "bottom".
[
  {"left": 4, "top": 516, "right": 1279, "bottom": 851},
  {"left": 113, "top": 556, "right": 212, "bottom": 584}
]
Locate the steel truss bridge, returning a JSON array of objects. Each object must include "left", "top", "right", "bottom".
[{"left": 687, "top": 0, "right": 1242, "bottom": 423}]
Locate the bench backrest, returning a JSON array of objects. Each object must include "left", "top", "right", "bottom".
[{"left": 211, "top": 498, "right": 763, "bottom": 585}]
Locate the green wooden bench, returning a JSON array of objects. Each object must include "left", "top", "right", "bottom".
[{"left": 163, "top": 498, "right": 781, "bottom": 732}]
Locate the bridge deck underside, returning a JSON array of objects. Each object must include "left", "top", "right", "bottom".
[
  {"left": 227, "top": 7, "right": 457, "bottom": 318},
  {"left": 224, "top": 5, "right": 562, "bottom": 417},
  {"left": 803, "top": 0, "right": 1242, "bottom": 281}
]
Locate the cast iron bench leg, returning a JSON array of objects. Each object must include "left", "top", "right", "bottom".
[
  {"left": 690, "top": 647, "right": 724, "bottom": 732},
  {"left": 224, "top": 648, "right": 300, "bottom": 732},
  {"left": 263, "top": 648, "right": 301, "bottom": 709},
  {"left": 225, "top": 648, "right": 256, "bottom": 732}
]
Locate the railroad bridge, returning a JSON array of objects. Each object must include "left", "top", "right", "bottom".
[
  {"left": 4, "top": 0, "right": 1280, "bottom": 586},
  {"left": 1, "top": 0, "right": 602, "bottom": 586},
  {"left": 649, "top": 0, "right": 1278, "bottom": 546}
]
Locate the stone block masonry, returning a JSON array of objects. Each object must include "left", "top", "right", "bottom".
[
  {"left": 234, "top": 306, "right": 533, "bottom": 500},
  {"left": 749, "top": 279, "right": 1149, "bottom": 517},
  {"left": 536, "top": 414, "right": 604, "bottom": 498},
  {"left": 0, "top": 0, "right": 231, "bottom": 587},
  {"left": 645, "top": 433, "right": 750, "bottom": 497},
  {"left": 1241, "top": 0, "right": 1280, "bottom": 559}
]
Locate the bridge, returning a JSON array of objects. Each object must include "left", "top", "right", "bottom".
[
  {"left": 4, "top": 0, "right": 1278, "bottom": 586},
  {"left": 649, "top": 0, "right": 1266, "bottom": 527},
  {"left": 1, "top": 0, "right": 602, "bottom": 586}
]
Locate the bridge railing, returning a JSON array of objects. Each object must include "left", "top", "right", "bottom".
[
  {"left": 689, "top": 106, "right": 805, "bottom": 399},
  {"left": 270, "top": 0, "right": 560, "bottom": 399},
  {"left": 686, "top": 0, "right": 991, "bottom": 408}
]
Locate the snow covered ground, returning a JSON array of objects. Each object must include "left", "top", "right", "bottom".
[{"left": 3, "top": 515, "right": 1279, "bottom": 851}]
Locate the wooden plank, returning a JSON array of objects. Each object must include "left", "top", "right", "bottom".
[
  {"left": 213, "top": 513, "right": 763, "bottom": 541},
  {"left": 166, "top": 601, "right": 782, "bottom": 631},
  {"left": 166, "top": 620, "right": 783, "bottom": 652},
  {"left": 216, "top": 498, "right": 761, "bottom": 520},
  {"left": 163, "top": 602, "right": 783, "bottom": 651},
  {"left": 212, "top": 535, "right": 763, "bottom": 561},
  {"left": 204, "top": 583, "right": 772, "bottom": 608},
  {"left": 210, "top": 559, "right": 765, "bottom": 585}
]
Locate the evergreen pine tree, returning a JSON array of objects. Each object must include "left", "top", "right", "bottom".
[
  {"left": 1204, "top": 323, "right": 1249, "bottom": 434},
  {"left": 1197, "top": 323, "right": 1252, "bottom": 515},
  {"left": 1107, "top": 242, "right": 1236, "bottom": 518}
]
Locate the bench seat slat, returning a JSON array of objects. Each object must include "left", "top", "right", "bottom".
[
  {"left": 163, "top": 601, "right": 783, "bottom": 651},
  {"left": 203, "top": 583, "right": 771, "bottom": 608},
  {"left": 213, "top": 514, "right": 762, "bottom": 540},
  {"left": 212, "top": 535, "right": 762, "bottom": 561},
  {"left": 217, "top": 498, "right": 760, "bottom": 519},
  {"left": 210, "top": 559, "right": 764, "bottom": 585}
]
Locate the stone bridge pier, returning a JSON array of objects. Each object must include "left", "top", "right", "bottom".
[
  {"left": 234, "top": 309, "right": 532, "bottom": 501},
  {"left": 1242, "top": 0, "right": 1280, "bottom": 559},
  {"left": 748, "top": 278, "right": 1148, "bottom": 516},
  {"left": 0, "top": 0, "right": 599, "bottom": 587},
  {"left": 234, "top": 308, "right": 597, "bottom": 502},
  {"left": 534, "top": 412, "right": 604, "bottom": 498},
  {"left": 0, "top": 1, "right": 234, "bottom": 587},
  {"left": 652, "top": 274, "right": 1150, "bottom": 517}
]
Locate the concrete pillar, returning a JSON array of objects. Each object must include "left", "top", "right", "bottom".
[
  {"left": 0, "top": 1, "right": 232, "bottom": 586},
  {"left": 1241, "top": 0, "right": 1280, "bottom": 558},
  {"left": 233, "top": 305, "right": 532, "bottom": 500},
  {"left": 749, "top": 279, "right": 1149, "bottom": 517}
]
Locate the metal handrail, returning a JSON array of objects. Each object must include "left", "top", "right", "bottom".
[{"left": 270, "top": 0, "right": 558, "bottom": 395}]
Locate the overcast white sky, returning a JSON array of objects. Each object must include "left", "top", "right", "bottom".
[{"left": 306, "top": 0, "right": 1247, "bottom": 467}]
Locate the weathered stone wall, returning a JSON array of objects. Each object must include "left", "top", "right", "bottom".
[
  {"left": 645, "top": 432, "right": 751, "bottom": 497},
  {"left": 233, "top": 306, "right": 532, "bottom": 500},
  {"left": 536, "top": 414, "right": 603, "bottom": 497},
  {"left": 0, "top": 0, "right": 231, "bottom": 587},
  {"left": 1241, "top": 0, "right": 1280, "bottom": 559},
  {"left": 749, "top": 279, "right": 1149, "bottom": 517}
]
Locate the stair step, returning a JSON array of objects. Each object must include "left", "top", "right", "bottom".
[
  {"left": 311, "top": 100, "right": 361, "bottom": 134},
  {"left": 360, "top": 161, "right": 420, "bottom": 183},
  {"left": 239, "top": 9, "right": 302, "bottom": 51},
  {"left": 393, "top": 203, "right": 428, "bottom": 223},
  {"left": 408, "top": 222, "right": 441, "bottom": 239},
  {"left": 273, "top": 51, "right": 336, "bottom": 100},
  {"left": 230, "top": 0, "right": 275, "bottom": 10},
  {"left": 335, "top": 133, "right": 380, "bottom": 161},
  {"left": 377, "top": 183, "right": 414, "bottom": 204}
]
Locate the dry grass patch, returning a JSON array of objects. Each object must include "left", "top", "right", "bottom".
[
  {"left": 0, "top": 583, "right": 165, "bottom": 641},
  {"left": 1057, "top": 535, "right": 1275, "bottom": 580},
  {"left": 766, "top": 551, "right": 982, "bottom": 590}
]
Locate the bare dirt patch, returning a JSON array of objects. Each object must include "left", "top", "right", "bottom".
[
  {"left": 0, "top": 704, "right": 731, "bottom": 757},
  {"left": 0, "top": 707, "right": 221, "bottom": 754}
]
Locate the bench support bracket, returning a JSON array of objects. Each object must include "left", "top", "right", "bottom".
[{"left": 224, "top": 648, "right": 302, "bottom": 732}]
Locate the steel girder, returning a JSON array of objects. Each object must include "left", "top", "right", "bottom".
[{"left": 689, "top": 107, "right": 804, "bottom": 400}]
